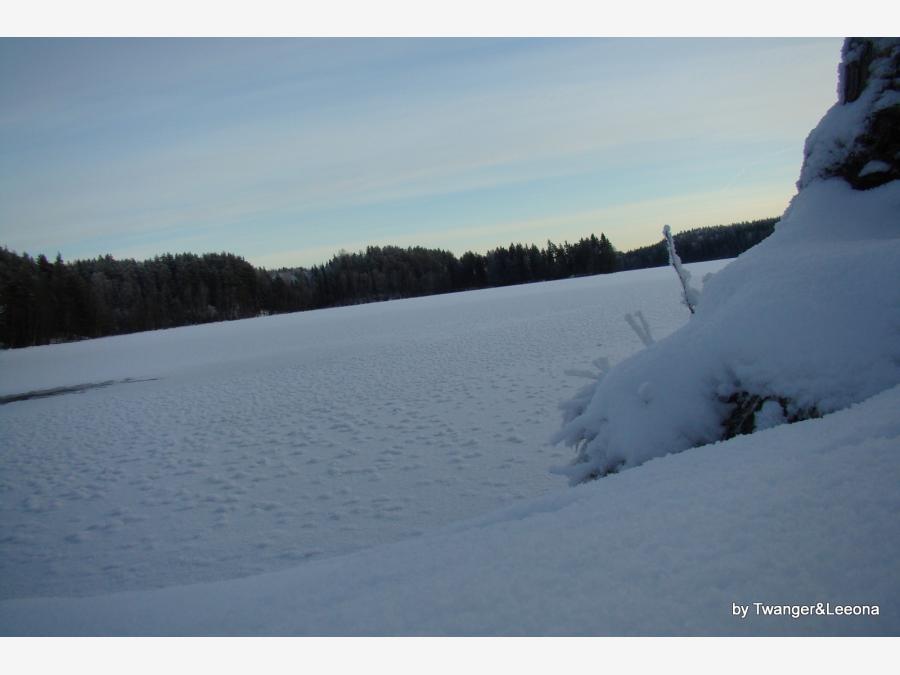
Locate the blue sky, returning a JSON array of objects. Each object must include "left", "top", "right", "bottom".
[{"left": 0, "top": 38, "right": 842, "bottom": 268}]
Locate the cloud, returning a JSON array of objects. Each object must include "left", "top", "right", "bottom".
[
  {"left": 246, "top": 176, "right": 795, "bottom": 269},
  {"left": 0, "top": 38, "right": 840, "bottom": 263}
]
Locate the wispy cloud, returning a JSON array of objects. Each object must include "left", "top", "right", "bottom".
[
  {"left": 0, "top": 38, "right": 840, "bottom": 263},
  {"left": 249, "top": 176, "right": 796, "bottom": 269}
]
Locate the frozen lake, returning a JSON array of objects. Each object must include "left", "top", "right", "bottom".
[{"left": 0, "top": 261, "right": 727, "bottom": 600}]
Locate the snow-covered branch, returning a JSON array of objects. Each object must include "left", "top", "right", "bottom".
[
  {"left": 663, "top": 225, "right": 700, "bottom": 315},
  {"left": 624, "top": 311, "right": 654, "bottom": 347}
]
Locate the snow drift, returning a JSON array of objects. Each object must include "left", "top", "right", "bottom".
[{"left": 554, "top": 37, "right": 900, "bottom": 483}]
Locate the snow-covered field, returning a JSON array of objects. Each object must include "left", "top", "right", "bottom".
[
  {"left": 3, "top": 257, "right": 897, "bottom": 636},
  {"left": 5, "top": 381, "right": 900, "bottom": 636},
  {"left": 0, "top": 263, "right": 722, "bottom": 604},
  {"left": 4, "top": 37, "right": 899, "bottom": 639}
]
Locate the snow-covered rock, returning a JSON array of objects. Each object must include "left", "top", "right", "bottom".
[
  {"left": 555, "top": 38, "right": 900, "bottom": 483},
  {"left": 798, "top": 38, "right": 900, "bottom": 190}
]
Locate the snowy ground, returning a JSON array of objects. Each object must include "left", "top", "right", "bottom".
[
  {"left": 5, "top": 37, "right": 898, "bottom": 639},
  {"left": 0, "top": 262, "right": 723, "bottom": 603},
  {"left": 2, "top": 373, "right": 898, "bottom": 635},
  {"left": 2, "top": 258, "right": 898, "bottom": 636}
]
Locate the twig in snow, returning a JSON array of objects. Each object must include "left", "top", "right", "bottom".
[
  {"left": 625, "top": 310, "right": 655, "bottom": 347},
  {"left": 663, "top": 224, "right": 700, "bottom": 315}
]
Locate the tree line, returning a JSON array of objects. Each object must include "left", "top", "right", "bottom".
[
  {"left": 0, "top": 218, "right": 775, "bottom": 348},
  {"left": 617, "top": 218, "right": 777, "bottom": 270}
]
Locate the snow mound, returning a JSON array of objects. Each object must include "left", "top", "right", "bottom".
[{"left": 555, "top": 38, "right": 900, "bottom": 483}]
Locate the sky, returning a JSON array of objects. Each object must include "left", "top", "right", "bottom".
[{"left": 0, "top": 37, "right": 843, "bottom": 269}]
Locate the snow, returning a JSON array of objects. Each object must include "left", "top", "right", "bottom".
[
  {"left": 2, "top": 37, "right": 898, "bottom": 637},
  {"left": 552, "top": 39, "right": 900, "bottom": 486},
  {"left": 0, "top": 264, "right": 722, "bottom": 602},
  {"left": 555, "top": 179, "right": 900, "bottom": 483},
  {"left": 798, "top": 38, "right": 899, "bottom": 189},
  {"left": 2, "top": 382, "right": 898, "bottom": 636},
  {"left": 859, "top": 160, "right": 891, "bottom": 177},
  {"left": 753, "top": 399, "right": 785, "bottom": 431}
]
